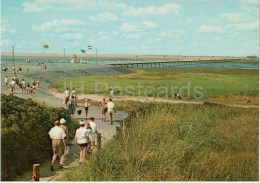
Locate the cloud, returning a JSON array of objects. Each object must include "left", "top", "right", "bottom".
[
  {"left": 126, "top": 34, "right": 141, "bottom": 39},
  {"left": 89, "top": 12, "right": 118, "bottom": 22},
  {"left": 60, "top": 33, "right": 83, "bottom": 40},
  {"left": 22, "top": 1, "right": 45, "bottom": 12},
  {"left": 240, "top": 0, "right": 259, "bottom": 13},
  {"left": 95, "top": 35, "right": 111, "bottom": 42},
  {"left": 198, "top": 25, "right": 227, "bottom": 33},
  {"left": 32, "top": 19, "right": 86, "bottom": 33},
  {"left": 120, "top": 21, "right": 157, "bottom": 32},
  {"left": 228, "top": 20, "right": 259, "bottom": 31},
  {"left": 122, "top": 3, "right": 181, "bottom": 16},
  {"left": 181, "top": 18, "right": 193, "bottom": 25},
  {"left": 199, "top": 19, "right": 258, "bottom": 34},
  {"left": 1, "top": 39, "right": 14, "bottom": 47},
  {"left": 159, "top": 30, "right": 186, "bottom": 39},
  {"left": 22, "top": 0, "right": 119, "bottom": 13},
  {"left": 221, "top": 13, "right": 249, "bottom": 23}
]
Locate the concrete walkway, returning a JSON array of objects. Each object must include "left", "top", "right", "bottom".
[{"left": 1, "top": 63, "right": 128, "bottom": 181}]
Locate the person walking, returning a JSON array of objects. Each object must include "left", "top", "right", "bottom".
[
  {"left": 99, "top": 98, "right": 107, "bottom": 122},
  {"left": 71, "top": 88, "right": 78, "bottom": 106},
  {"left": 59, "top": 118, "right": 69, "bottom": 165},
  {"left": 21, "top": 79, "right": 26, "bottom": 93},
  {"left": 9, "top": 79, "right": 16, "bottom": 94},
  {"left": 84, "top": 98, "right": 90, "bottom": 119},
  {"left": 88, "top": 117, "right": 97, "bottom": 154},
  {"left": 48, "top": 120, "right": 67, "bottom": 171},
  {"left": 109, "top": 87, "right": 114, "bottom": 98},
  {"left": 4, "top": 76, "right": 9, "bottom": 89},
  {"left": 60, "top": 118, "right": 69, "bottom": 146},
  {"left": 75, "top": 120, "right": 90, "bottom": 163},
  {"left": 64, "top": 88, "right": 70, "bottom": 107},
  {"left": 107, "top": 98, "right": 116, "bottom": 125},
  {"left": 68, "top": 96, "right": 76, "bottom": 116}
]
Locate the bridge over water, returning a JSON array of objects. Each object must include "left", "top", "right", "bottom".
[{"left": 105, "top": 58, "right": 242, "bottom": 68}]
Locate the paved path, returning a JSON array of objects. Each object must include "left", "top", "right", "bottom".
[{"left": 1, "top": 64, "right": 128, "bottom": 181}]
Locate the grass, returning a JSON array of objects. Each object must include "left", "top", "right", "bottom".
[
  {"left": 49, "top": 67, "right": 258, "bottom": 104},
  {"left": 56, "top": 103, "right": 258, "bottom": 181}
]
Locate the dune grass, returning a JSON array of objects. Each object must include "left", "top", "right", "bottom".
[
  {"left": 57, "top": 103, "right": 258, "bottom": 181},
  {"left": 49, "top": 67, "right": 258, "bottom": 103}
]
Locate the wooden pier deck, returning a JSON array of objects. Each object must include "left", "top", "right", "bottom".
[{"left": 106, "top": 59, "right": 241, "bottom": 68}]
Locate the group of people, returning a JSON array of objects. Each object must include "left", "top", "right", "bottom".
[
  {"left": 4, "top": 76, "right": 40, "bottom": 94},
  {"left": 64, "top": 88, "right": 116, "bottom": 124},
  {"left": 99, "top": 98, "right": 116, "bottom": 125},
  {"left": 64, "top": 88, "right": 79, "bottom": 116},
  {"left": 48, "top": 117, "right": 97, "bottom": 171}
]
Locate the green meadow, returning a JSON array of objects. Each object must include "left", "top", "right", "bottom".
[
  {"left": 56, "top": 103, "right": 259, "bottom": 181},
  {"left": 49, "top": 67, "right": 258, "bottom": 104}
]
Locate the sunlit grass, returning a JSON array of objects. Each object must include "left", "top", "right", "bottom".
[
  {"left": 49, "top": 67, "right": 258, "bottom": 101},
  {"left": 59, "top": 103, "right": 258, "bottom": 181}
]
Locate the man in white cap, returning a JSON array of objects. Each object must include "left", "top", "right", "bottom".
[
  {"left": 60, "top": 118, "right": 69, "bottom": 148},
  {"left": 48, "top": 120, "right": 67, "bottom": 171},
  {"left": 74, "top": 120, "right": 90, "bottom": 163}
]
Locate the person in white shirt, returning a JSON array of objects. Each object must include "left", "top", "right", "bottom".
[
  {"left": 48, "top": 120, "right": 67, "bottom": 171},
  {"left": 75, "top": 120, "right": 90, "bottom": 163},
  {"left": 107, "top": 98, "right": 116, "bottom": 125},
  {"left": 9, "top": 79, "right": 16, "bottom": 94},
  {"left": 109, "top": 87, "right": 114, "bottom": 98},
  {"left": 4, "top": 76, "right": 9, "bottom": 88},
  {"left": 64, "top": 88, "right": 70, "bottom": 106},
  {"left": 88, "top": 117, "right": 97, "bottom": 153}
]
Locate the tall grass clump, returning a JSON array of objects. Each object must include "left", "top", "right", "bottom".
[{"left": 65, "top": 103, "right": 258, "bottom": 181}]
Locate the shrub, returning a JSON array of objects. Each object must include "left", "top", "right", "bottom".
[{"left": 1, "top": 94, "right": 77, "bottom": 181}]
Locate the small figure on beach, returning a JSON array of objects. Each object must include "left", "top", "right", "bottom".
[
  {"left": 21, "top": 79, "right": 26, "bottom": 93},
  {"left": 9, "top": 79, "right": 16, "bottom": 94},
  {"left": 12, "top": 67, "right": 17, "bottom": 78},
  {"left": 26, "top": 82, "right": 31, "bottom": 93},
  {"left": 32, "top": 80, "right": 37, "bottom": 93},
  {"left": 109, "top": 87, "right": 114, "bottom": 98},
  {"left": 2, "top": 66, "right": 8, "bottom": 72},
  {"left": 36, "top": 80, "right": 40, "bottom": 87},
  {"left": 107, "top": 98, "right": 116, "bottom": 125},
  {"left": 88, "top": 117, "right": 97, "bottom": 154},
  {"left": 64, "top": 88, "right": 70, "bottom": 106},
  {"left": 68, "top": 96, "right": 76, "bottom": 116},
  {"left": 84, "top": 98, "right": 90, "bottom": 118},
  {"left": 99, "top": 98, "right": 107, "bottom": 122},
  {"left": 4, "top": 76, "right": 9, "bottom": 89},
  {"left": 75, "top": 120, "right": 90, "bottom": 163},
  {"left": 48, "top": 120, "right": 67, "bottom": 171},
  {"left": 71, "top": 88, "right": 78, "bottom": 106}
]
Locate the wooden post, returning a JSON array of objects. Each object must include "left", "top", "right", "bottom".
[
  {"left": 97, "top": 133, "right": 101, "bottom": 150},
  {"left": 32, "top": 164, "right": 40, "bottom": 181},
  {"left": 122, "top": 120, "right": 126, "bottom": 136},
  {"left": 116, "top": 126, "right": 120, "bottom": 138}
]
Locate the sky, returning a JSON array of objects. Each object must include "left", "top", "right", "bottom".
[{"left": 1, "top": 0, "right": 259, "bottom": 56}]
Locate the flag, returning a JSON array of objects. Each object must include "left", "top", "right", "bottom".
[{"left": 41, "top": 42, "right": 49, "bottom": 49}]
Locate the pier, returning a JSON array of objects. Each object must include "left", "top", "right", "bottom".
[{"left": 106, "top": 59, "right": 241, "bottom": 68}]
